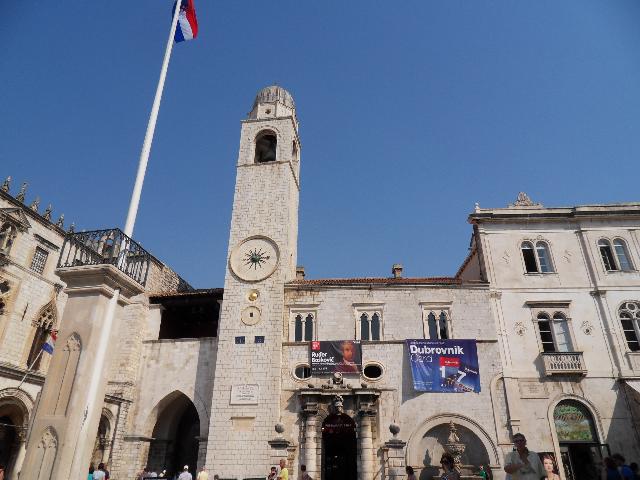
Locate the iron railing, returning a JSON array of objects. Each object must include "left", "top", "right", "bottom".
[
  {"left": 542, "top": 351, "right": 586, "bottom": 375},
  {"left": 57, "top": 228, "right": 151, "bottom": 286}
]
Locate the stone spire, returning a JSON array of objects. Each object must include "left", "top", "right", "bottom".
[
  {"left": 55, "top": 214, "right": 65, "bottom": 228},
  {"left": 1, "top": 176, "right": 10, "bottom": 193},
  {"left": 30, "top": 196, "right": 41, "bottom": 212},
  {"left": 43, "top": 204, "right": 53, "bottom": 221},
  {"left": 16, "top": 182, "right": 27, "bottom": 202}
]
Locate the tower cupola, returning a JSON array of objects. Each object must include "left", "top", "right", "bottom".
[{"left": 249, "top": 85, "right": 296, "bottom": 120}]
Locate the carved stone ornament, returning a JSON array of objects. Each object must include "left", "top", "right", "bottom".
[
  {"left": 39, "top": 427, "right": 58, "bottom": 449},
  {"left": 15, "top": 182, "right": 27, "bottom": 202},
  {"left": 509, "top": 192, "right": 542, "bottom": 208},
  {"left": 444, "top": 422, "right": 465, "bottom": 472},
  {"left": 43, "top": 204, "right": 53, "bottom": 221},
  {"left": 1, "top": 176, "right": 10, "bottom": 193},
  {"left": 581, "top": 321, "right": 594, "bottom": 335},
  {"left": 389, "top": 423, "right": 400, "bottom": 438},
  {"left": 332, "top": 394, "right": 344, "bottom": 414},
  {"left": 63, "top": 333, "right": 82, "bottom": 351},
  {"left": 55, "top": 214, "right": 64, "bottom": 228},
  {"left": 563, "top": 250, "right": 572, "bottom": 263},
  {"left": 514, "top": 322, "right": 527, "bottom": 336},
  {"left": 30, "top": 196, "right": 40, "bottom": 212}
]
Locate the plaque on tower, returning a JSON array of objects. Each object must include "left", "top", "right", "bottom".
[{"left": 230, "top": 384, "right": 259, "bottom": 405}]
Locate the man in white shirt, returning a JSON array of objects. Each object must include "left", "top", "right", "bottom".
[
  {"left": 178, "top": 465, "right": 193, "bottom": 480},
  {"left": 504, "top": 433, "right": 545, "bottom": 480},
  {"left": 93, "top": 463, "right": 107, "bottom": 480}
]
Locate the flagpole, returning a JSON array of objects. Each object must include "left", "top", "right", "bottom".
[
  {"left": 68, "top": 4, "right": 183, "bottom": 476},
  {"left": 124, "top": 0, "right": 183, "bottom": 238},
  {"left": 16, "top": 349, "right": 44, "bottom": 390}
]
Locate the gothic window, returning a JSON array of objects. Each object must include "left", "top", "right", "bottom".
[
  {"left": 27, "top": 302, "right": 57, "bottom": 370},
  {"left": 619, "top": 302, "right": 640, "bottom": 352},
  {"left": 0, "top": 222, "right": 17, "bottom": 255},
  {"left": 255, "top": 130, "right": 277, "bottom": 163},
  {"left": 359, "top": 312, "right": 382, "bottom": 341},
  {"left": 33, "top": 427, "right": 58, "bottom": 480},
  {"left": 424, "top": 309, "right": 450, "bottom": 339},
  {"left": 30, "top": 247, "right": 49, "bottom": 274},
  {"left": 536, "top": 312, "right": 573, "bottom": 353},
  {"left": 291, "top": 311, "right": 316, "bottom": 342},
  {"left": 521, "top": 241, "right": 554, "bottom": 273},
  {"left": 600, "top": 238, "right": 634, "bottom": 272}
]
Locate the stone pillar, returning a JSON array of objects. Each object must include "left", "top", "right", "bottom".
[
  {"left": 20, "top": 265, "right": 143, "bottom": 480},
  {"left": 358, "top": 413, "right": 374, "bottom": 480},
  {"left": 383, "top": 439, "right": 407, "bottom": 480},
  {"left": 196, "top": 436, "right": 208, "bottom": 471},
  {"left": 302, "top": 410, "right": 319, "bottom": 478},
  {"left": 8, "top": 428, "right": 27, "bottom": 478}
]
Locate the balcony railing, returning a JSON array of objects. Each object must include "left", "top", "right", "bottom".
[
  {"left": 542, "top": 351, "right": 586, "bottom": 375},
  {"left": 57, "top": 228, "right": 151, "bottom": 287}
]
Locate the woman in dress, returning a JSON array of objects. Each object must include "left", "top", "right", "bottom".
[
  {"left": 542, "top": 454, "right": 560, "bottom": 480},
  {"left": 440, "top": 453, "right": 461, "bottom": 480}
]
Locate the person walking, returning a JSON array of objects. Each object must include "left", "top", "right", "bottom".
[
  {"left": 440, "top": 453, "right": 460, "bottom": 480},
  {"left": 613, "top": 454, "right": 635, "bottom": 480},
  {"left": 196, "top": 465, "right": 209, "bottom": 480},
  {"left": 277, "top": 459, "right": 289, "bottom": 480},
  {"left": 178, "top": 465, "right": 193, "bottom": 480},
  {"left": 503, "top": 433, "right": 545, "bottom": 480},
  {"left": 478, "top": 465, "right": 488, "bottom": 479},
  {"left": 88, "top": 464, "right": 95, "bottom": 480},
  {"left": 299, "top": 464, "right": 312, "bottom": 480},
  {"left": 93, "top": 463, "right": 107, "bottom": 480},
  {"left": 267, "top": 466, "right": 277, "bottom": 480},
  {"left": 406, "top": 465, "right": 417, "bottom": 480}
]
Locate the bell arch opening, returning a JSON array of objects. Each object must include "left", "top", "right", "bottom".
[
  {"left": 255, "top": 130, "right": 277, "bottom": 163},
  {"left": 146, "top": 392, "right": 200, "bottom": 477}
]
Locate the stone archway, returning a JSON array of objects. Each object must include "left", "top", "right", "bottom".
[
  {"left": 146, "top": 391, "right": 200, "bottom": 478},
  {"left": 0, "top": 389, "right": 33, "bottom": 478}
]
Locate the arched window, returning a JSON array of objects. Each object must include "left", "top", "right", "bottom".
[
  {"left": 613, "top": 239, "right": 633, "bottom": 271},
  {"left": 598, "top": 239, "right": 617, "bottom": 271},
  {"left": 0, "top": 223, "right": 17, "bottom": 255},
  {"left": 26, "top": 302, "right": 57, "bottom": 371},
  {"left": 370, "top": 313, "right": 380, "bottom": 341},
  {"left": 304, "top": 313, "right": 314, "bottom": 341},
  {"left": 536, "top": 242, "right": 554, "bottom": 273},
  {"left": 619, "top": 302, "right": 640, "bottom": 352},
  {"left": 537, "top": 312, "right": 573, "bottom": 352},
  {"left": 427, "top": 312, "right": 438, "bottom": 339},
  {"left": 521, "top": 241, "right": 554, "bottom": 273},
  {"left": 360, "top": 313, "right": 370, "bottom": 341},
  {"left": 294, "top": 314, "right": 303, "bottom": 342},
  {"left": 292, "top": 311, "right": 316, "bottom": 342},
  {"left": 438, "top": 311, "right": 449, "bottom": 340},
  {"left": 553, "top": 401, "right": 597, "bottom": 443},
  {"left": 254, "top": 131, "right": 277, "bottom": 163}
]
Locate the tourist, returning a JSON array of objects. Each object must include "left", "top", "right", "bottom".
[
  {"left": 541, "top": 454, "right": 559, "bottom": 480},
  {"left": 300, "top": 464, "right": 312, "bottom": 480},
  {"left": 103, "top": 462, "right": 111, "bottom": 479},
  {"left": 0, "top": 464, "right": 5, "bottom": 480},
  {"left": 613, "top": 454, "right": 634, "bottom": 480},
  {"left": 605, "top": 457, "right": 623, "bottom": 480},
  {"left": 440, "top": 453, "right": 460, "bottom": 480},
  {"left": 277, "top": 459, "right": 289, "bottom": 480},
  {"left": 267, "top": 466, "right": 277, "bottom": 480},
  {"left": 93, "top": 463, "right": 107, "bottom": 480},
  {"left": 88, "top": 464, "right": 95, "bottom": 480},
  {"left": 478, "top": 465, "right": 488, "bottom": 479},
  {"left": 503, "top": 433, "right": 545, "bottom": 480},
  {"left": 178, "top": 465, "right": 193, "bottom": 480},
  {"left": 630, "top": 462, "right": 640, "bottom": 480},
  {"left": 197, "top": 465, "right": 209, "bottom": 480},
  {"left": 406, "top": 465, "right": 417, "bottom": 480}
]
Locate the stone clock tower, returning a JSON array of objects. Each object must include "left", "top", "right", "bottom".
[{"left": 206, "top": 86, "right": 301, "bottom": 476}]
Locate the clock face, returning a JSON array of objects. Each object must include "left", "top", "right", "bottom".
[{"left": 229, "top": 236, "right": 280, "bottom": 282}]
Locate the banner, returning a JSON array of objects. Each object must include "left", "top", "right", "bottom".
[
  {"left": 406, "top": 339, "right": 480, "bottom": 393},
  {"left": 310, "top": 340, "right": 362, "bottom": 374}
]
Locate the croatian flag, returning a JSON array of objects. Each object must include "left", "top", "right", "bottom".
[
  {"left": 174, "top": 0, "right": 198, "bottom": 43},
  {"left": 42, "top": 331, "right": 57, "bottom": 355}
]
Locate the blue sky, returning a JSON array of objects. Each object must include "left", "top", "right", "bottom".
[{"left": 2, "top": 1, "right": 640, "bottom": 288}]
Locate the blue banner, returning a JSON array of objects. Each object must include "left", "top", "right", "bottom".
[{"left": 406, "top": 339, "right": 481, "bottom": 393}]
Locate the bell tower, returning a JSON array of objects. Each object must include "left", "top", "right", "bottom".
[{"left": 206, "top": 86, "right": 301, "bottom": 476}]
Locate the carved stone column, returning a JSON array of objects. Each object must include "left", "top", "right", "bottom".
[
  {"left": 382, "top": 424, "right": 407, "bottom": 480},
  {"left": 358, "top": 412, "right": 375, "bottom": 480},
  {"left": 302, "top": 406, "right": 319, "bottom": 478},
  {"left": 8, "top": 427, "right": 27, "bottom": 478}
]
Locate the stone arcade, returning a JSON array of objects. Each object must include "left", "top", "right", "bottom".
[{"left": 1, "top": 86, "right": 640, "bottom": 479}]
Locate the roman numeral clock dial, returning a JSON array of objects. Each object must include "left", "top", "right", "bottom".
[{"left": 229, "top": 236, "right": 280, "bottom": 282}]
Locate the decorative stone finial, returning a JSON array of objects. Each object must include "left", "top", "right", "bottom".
[
  {"left": 389, "top": 423, "right": 400, "bottom": 438},
  {"left": 1, "top": 176, "right": 10, "bottom": 193},
  {"left": 68, "top": 223, "right": 76, "bottom": 233},
  {"left": 509, "top": 192, "right": 541, "bottom": 208},
  {"left": 332, "top": 394, "right": 344, "bottom": 413},
  {"left": 55, "top": 214, "right": 65, "bottom": 228},
  {"left": 275, "top": 423, "right": 285, "bottom": 435},
  {"left": 474, "top": 202, "right": 480, "bottom": 212},
  {"left": 30, "top": 196, "right": 41, "bottom": 212},
  {"left": 444, "top": 421, "right": 465, "bottom": 472},
  {"left": 447, "top": 421, "right": 460, "bottom": 443},
  {"left": 43, "top": 204, "right": 53, "bottom": 220},
  {"left": 16, "top": 182, "right": 27, "bottom": 202}
]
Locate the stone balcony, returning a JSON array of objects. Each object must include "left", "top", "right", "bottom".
[{"left": 541, "top": 352, "right": 587, "bottom": 376}]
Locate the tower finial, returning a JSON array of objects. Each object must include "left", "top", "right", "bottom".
[
  {"left": 43, "top": 204, "right": 53, "bottom": 220},
  {"left": 1, "top": 176, "right": 10, "bottom": 193},
  {"left": 56, "top": 214, "right": 65, "bottom": 228},
  {"left": 16, "top": 182, "right": 27, "bottom": 202},
  {"left": 30, "top": 196, "right": 41, "bottom": 212}
]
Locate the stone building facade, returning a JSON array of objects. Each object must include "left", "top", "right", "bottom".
[{"left": 0, "top": 86, "right": 639, "bottom": 480}]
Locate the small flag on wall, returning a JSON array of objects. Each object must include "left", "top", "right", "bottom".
[
  {"left": 174, "top": 0, "right": 198, "bottom": 43},
  {"left": 42, "top": 331, "right": 57, "bottom": 355}
]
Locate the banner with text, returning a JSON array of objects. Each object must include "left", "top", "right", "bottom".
[
  {"left": 406, "top": 339, "right": 480, "bottom": 393},
  {"left": 310, "top": 340, "right": 362, "bottom": 374}
]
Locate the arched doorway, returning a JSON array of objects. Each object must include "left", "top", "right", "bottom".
[
  {"left": 92, "top": 415, "right": 111, "bottom": 466},
  {"left": 0, "top": 401, "right": 27, "bottom": 477},
  {"left": 147, "top": 392, "right": 200, "bottom": 478},
  {"left": 322, "top": 413, "right": 357, "bottom": 480},
  {"left": 553, "top": 400, "right": 602, "bottom": 480}
]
